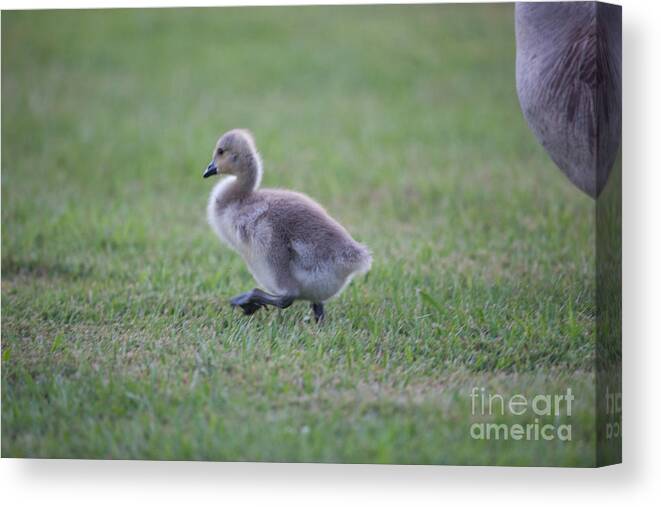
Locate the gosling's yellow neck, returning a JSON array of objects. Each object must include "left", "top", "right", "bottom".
[{"left": 214, "top": 150, "right": 263, "bottom": 207}]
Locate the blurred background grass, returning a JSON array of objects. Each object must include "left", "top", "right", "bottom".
[{"left": 2, "top": 5, "right": 596, "bottom": 465}]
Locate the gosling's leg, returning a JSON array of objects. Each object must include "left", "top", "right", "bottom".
[
  {"left": 230, "top": 288, "right": 295, "bottom": 315},
  {"left": 311, "top": 302, "right": 325, "bottom": 323}
]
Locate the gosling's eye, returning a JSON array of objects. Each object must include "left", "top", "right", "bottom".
[{"left": 217, "top": 148, "right": 225, "bottom": 156}]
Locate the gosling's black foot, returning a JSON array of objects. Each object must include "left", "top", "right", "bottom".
[
  {"left": 230, "top": 289, "right": 295, "bottom": 316},
  {"left": 311, "top": 302, "right": 325, "bottom": 323},
  {"left": 230, "top": 291, "right": 264, "bottom": 315}
]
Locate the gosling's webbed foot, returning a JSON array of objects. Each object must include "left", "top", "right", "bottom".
[
  {"left": 311, "top": 302, "right": 325, "bottom": 323},
  {"left": 230, "top": 291, "right": 264, "bottom": 315},
  {"left": 230, "top": 289, "right": 295, "bottom": 316},
  {"left": 238, "top": 301, "right": 264, "bottom": 315}
]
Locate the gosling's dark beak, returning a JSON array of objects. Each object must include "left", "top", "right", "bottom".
[{"left": 203, "top": 161, "right": 218, "bottom": 178}]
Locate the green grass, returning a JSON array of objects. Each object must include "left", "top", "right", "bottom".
[{"left": 2, "top": 5, "right": 598, "bottom": 465}]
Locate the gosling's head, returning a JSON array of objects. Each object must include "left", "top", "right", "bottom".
[{"left": 203, "top": 129, "right": 261, "bottom": 180}]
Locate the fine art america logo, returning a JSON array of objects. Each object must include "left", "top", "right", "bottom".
[{"left": 469, "top": 387, "right": 574, "bottom": 442}]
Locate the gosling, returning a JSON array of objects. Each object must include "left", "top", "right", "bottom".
[{"left": 203, "top": 129, "right": 371, "bottom": 322}]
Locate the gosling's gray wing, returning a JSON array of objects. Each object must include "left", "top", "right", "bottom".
[{"left": 261, "top": 190, "right": 362, "bottom": 269}]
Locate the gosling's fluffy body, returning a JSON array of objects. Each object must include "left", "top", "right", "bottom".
[{"left": 206, "top": 129, "right": 371, "bottom": 309}]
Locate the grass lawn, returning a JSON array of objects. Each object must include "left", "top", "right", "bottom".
[{"left": 2, "top": 5, "right": 598, "bottom": 465}]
